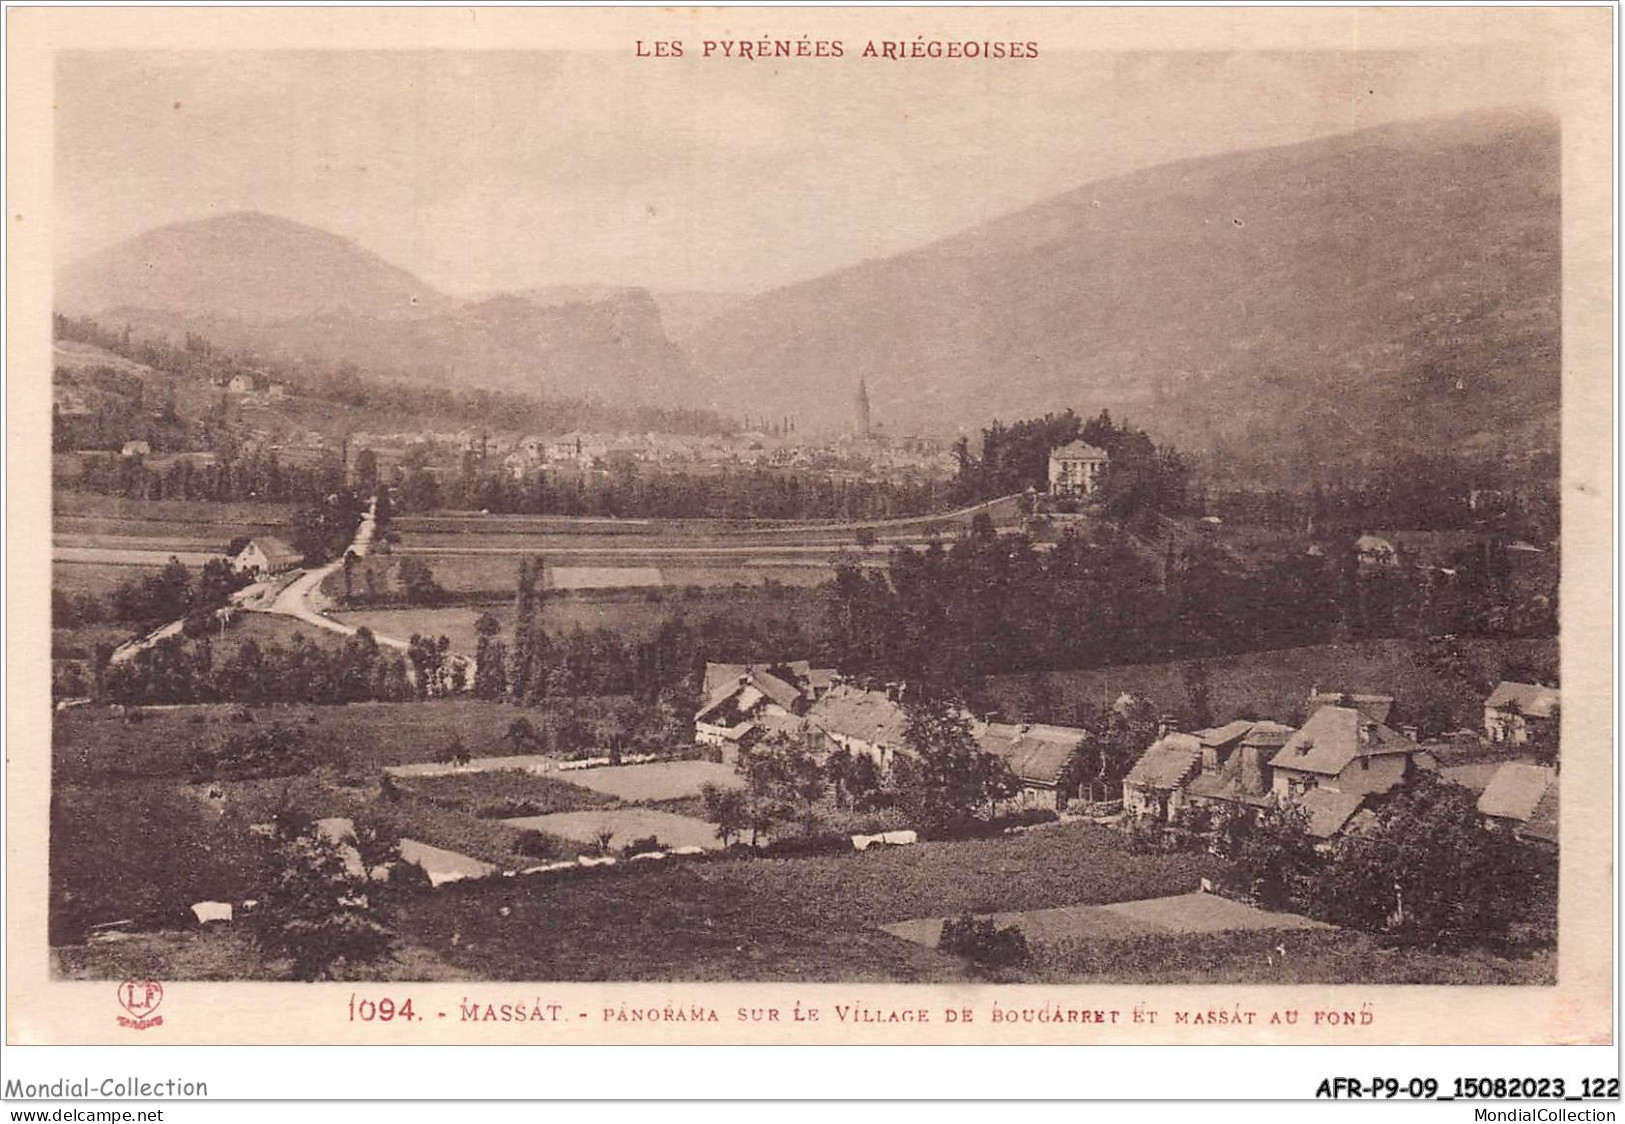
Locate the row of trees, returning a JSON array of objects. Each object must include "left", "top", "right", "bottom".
[
  {"left": 63, "top": 440, "right": 353, "bottom": 507},
  {"left": 102, "top": 629, "right": 419, "bottom": 706},
  {"left": 391, "top": 460, "right": 950, "bottom": 522},
  {"left": 951, "top": 410, "right": 1197, "bottom": 527},
  {"left": 53, "top": 556, "right": 250, "bottom": 631},
  {"left": 821, "top": 521, "right": 1555, "bottom": 696}
]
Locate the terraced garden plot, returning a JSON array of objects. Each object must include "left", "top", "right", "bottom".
[
  {"left": 550, "top": 760, "right": 743, "bottom": 803},
  {"left": 882, "top": 891, "right": 1331, "bottom": 949},
  {"left": 394, "top": 769, "right": 614, "bottom": 818},
  {"left": 502, "top": 807, "right": 724, "bottom": 852}
]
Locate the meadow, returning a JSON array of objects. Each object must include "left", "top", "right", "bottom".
[
  {"left": 329, "top": 587, "right": 827, "bottom": 648},
  {"left": 53, "top": 699, "right": 548, "bottom": 785},
  {"left": 984, "top": 637, "right": 1559, "bottom": 729},
  {"left": 395, "top": 769, "right": 615, "bottom": 818}
]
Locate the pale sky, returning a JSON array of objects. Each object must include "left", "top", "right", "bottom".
[{"left": 55, "top": 46, "right": 1554, "bottom": 296}]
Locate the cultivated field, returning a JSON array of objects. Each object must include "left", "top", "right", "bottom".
[
  {"left": 394, "top": 769, "right": 615, "bottom": 818},
  {"left": 545, "top": 760, "right": 742, "bottom": 802},
  {"left": 52, "top": 495, "right": 296, "bottom": 599},
  {"left": 330, "top": 586, "right": 827, "bottom": 647},
  {"left": 882, "top": 891, "right": 1331, "bottom": 948},
  {"left": 502, "top": 807, "right": 724, "bottom": 852}
]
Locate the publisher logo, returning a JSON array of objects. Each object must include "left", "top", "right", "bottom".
[{"left": 116, "top": 979, "right": 164, "bottom": 1030}]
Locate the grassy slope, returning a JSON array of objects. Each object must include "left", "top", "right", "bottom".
[
  {"left": 984, "top": 637, "right": 1558, "bottom": 727},
  {"left": 54, "top": 699, "right": 546, "bottom": 785},
  {"left": 402, "top": 824, "right": 1220, "bottom": 981}
]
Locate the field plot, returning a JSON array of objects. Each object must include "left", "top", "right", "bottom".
[
  {"left": 502, "top": 807, "right": 724, "bottom": 852},
  {"left": 402, "top": 822, "right": 1216, "bottom": 981},
  {"left": 395, "top": 769, "right": 613, "bottom": 818},
  {"left": 550, "top": 760, "right": 743, "bottom": 802},
  {"left": 881, "top": 892, "right": 1331, "bottom": 949},
  {"left": 332, "top": 586, "right": 825, "bottom": 644},
  {"left": 399, "top": 840, "right": 498, "bottom": 886},
  {"left": 54, "top": 545, "right": 222, "bottom": 568},
  {"left": 55, "top": 561, "right": 166, "bottom": 596}
]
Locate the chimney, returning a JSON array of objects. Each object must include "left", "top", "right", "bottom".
[
  {"left": 1359, "top": 721, "right": 1375, "bottom": 746},
  {"left": 1157, "top": 714, "right": 1180, "bottom": 738}
]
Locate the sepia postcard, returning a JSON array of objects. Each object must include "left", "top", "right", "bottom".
[{"left": 4, "top": 5, "right": 1615, "bottom": 1049}]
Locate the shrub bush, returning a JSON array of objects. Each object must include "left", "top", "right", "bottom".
[
  {"left": 622, "top": 835, "right": 665, "bottom": 858},
  {"left": 760, "top": 831, "right": 851, "bottom": 858},
  {"left": 514, "top": 831, "right": 559, "bottom": 860},
  {"left": 938, "top": 912, "right": 1031, "bottom": 967},
  {"left": 386, "top": 858, "right": 434, "bottom": 896}
]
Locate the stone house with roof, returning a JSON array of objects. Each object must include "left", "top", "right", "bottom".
[
  {"left": 1183, "top": 719, "right": 1294, "bottom": 815},
  {"left": 1483, "top": 681, "right": 1560, "bottom": 745},
  {"left": 802, "top": 683, "right": 913, "bottom": 773},
  {"left": 230, "top": 536, "right": 303, "bottom": 576},
  {"left": 1268, "top": 705, "right": 1435, "bottom": 802},
  {"left": 1121, "top": 731, "right": 1204, "bottom": 820},
  {"left": 1047, "top": 441, "right": 1110, "bottom": 497},
  {"left": 693, "top": 661, "right": 836, "bottom": 758},
  {"left": 974, "top": 721, "right": 1090, "bottom": 812}
]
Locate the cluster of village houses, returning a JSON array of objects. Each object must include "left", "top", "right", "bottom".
[{"left": 694, "top": 662, "right": 1560, "bottom": 852}]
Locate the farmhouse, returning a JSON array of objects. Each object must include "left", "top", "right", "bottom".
[
  {"left": 1483, "top": 681, "right": 1559, "bottom": 745},
  {"left": 1122, "top": 731, "right": 1203, "bottom": 820},
  {"left": 1268, "top": 705, "right": 1433, "bottom": 801},
  {"left": 974, "top": 721, "right": 1089, "bottom": 811},
  {"left": 1354, "top": 529, "right": 1486, "bottom": 573},
  {"left": 230, "top": 536, "right": 304, "bottom": 576},
  {"left": 1048, "top": 441, "right": 1110, "bottom": 498},
  {"left": 694, "top": 661, "right": 837, "bottom": 757},
  {"left": 803, "top": 683, "right": 912, "bottom": 773}
]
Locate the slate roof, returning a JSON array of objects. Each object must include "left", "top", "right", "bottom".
[
  {"left": 1297, "top": 788, "right": 1367, "bottom": 839},
  {"left": 1197, "top": 720, "right": 1256, "bottom": 749},
  {"left": 1124, "top": 733, "right": 1203, "bottom": 790},
  {"left": 806, "top": 686, "right": 911, "bottom": 748},
  {"left": 1484, "top": 681, "right": 1560, "bottom": 719},
  {"left": 977, "top": 722, "right": 1088, "bottom": 787},
  {"left": 1522, "top": 780, "right": 1560, "bottom": 845},
  {"left": 242, "top": 536, "right": 303, "bottom": 570},
  {"left": 1477, "top": 762, "right": 1558, "bottom": 824},
  {"left": 699, "top": 663, "right": 807, "bottom": 714},
  {"left": 1270, "top": 706, "right": 1420, "bottom": 777},
  {"left": 1050, "top": 440, "right": 1110, "bottom": 462},
  {"left": 1241, "top": 721, "right": 1295, "bottom": 748}
]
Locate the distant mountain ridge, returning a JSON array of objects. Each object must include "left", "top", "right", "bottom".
[
  {"left": 684, "top": 108, "right": 1560, "bottom": 478},
  {"left": 58, "top": 212, "right": 696, "bottom": 404},
  {"left": 57, "top": 211, "right": 451, "bottom": 323},
  {"left": 54, "top": 110, "right": 1561, "bottom": 477}
]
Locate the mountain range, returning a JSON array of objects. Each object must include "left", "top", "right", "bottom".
[
  {"left": 55, "top": 108, "right": 1559, "bottom": 478},
  {"left": 684, "top": 107, "right": 1560, "bottom": 477}
]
